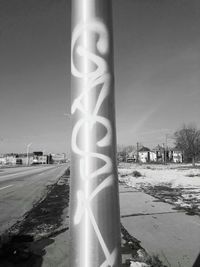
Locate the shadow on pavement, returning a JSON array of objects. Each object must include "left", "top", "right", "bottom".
[
  {"left": 193, "top": 253, "right": 200, "bottom": 267},
  {"left": 0, "top": 168, "right": 70, "bottom": 267},
  {"left": 0, "top": 234, "right": 54, "bottom": 267},
  {"left": 121, "top": 211, "right": 180, "bottom": 218}
]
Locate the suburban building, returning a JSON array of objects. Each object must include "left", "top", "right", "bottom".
[
  {"left": 138, "top": 147, "right": 157, "bottom": 163},
  {"left": 136, "top": 145, "right": 183, "bottom": 163},
  {"left": 138, "top": 146, "right": 151, "bottom": 163},
  {"left": 0, "top": 152, "right": 49, "bottom": 166},
  {"left": 171, "top": 150, "right": 183, "bottom": 163},
  {"left": 51, "top": 153, "right": 66, "bottom": 164}
]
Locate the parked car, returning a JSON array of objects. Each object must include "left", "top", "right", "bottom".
[{"left": 126, "top": 157, "right": 135, "bottom": 163}]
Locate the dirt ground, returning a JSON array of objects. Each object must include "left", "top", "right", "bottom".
[
  {"left": 0, "top": 166, "right": 168, "bottom": 267},
  {"left": 118, "top": 163, "right": 200, "bottom": 216}
]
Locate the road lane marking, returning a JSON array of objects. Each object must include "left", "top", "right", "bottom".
[
  {"left": 0, "top": 184, "right": 14, "bottom": 191},
  {"left": 0, "top": 164, "right": 68, "bottom": 184},
  {"left": 0, "top": 166, "right": 55, "bottom": 179}
]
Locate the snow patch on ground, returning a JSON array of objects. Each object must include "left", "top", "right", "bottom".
[
  {"left": 130, "top": 262, "right": 149, "bottom": 267},
  {"left": 118, "top": 163, "right": 200, "bottom": 214}
]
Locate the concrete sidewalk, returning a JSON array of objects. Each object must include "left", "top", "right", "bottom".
[
  {"left": 42, "top": 183, "right": 200, "bottom": 267},
  {"left": 42, "top": 230, "right": 69, "bottom": 267},
  {"left": 120, "top": 183, "right": 200, "bottom": 267}
]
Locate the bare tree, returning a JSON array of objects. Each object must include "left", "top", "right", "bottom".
[
  {"left": 123, "top": 145, "right": 136, "bottom": 153},
  {"left": 174, "top": 124, "right": 200, "bottom": 166},
  {"left": 117, "top": 144, "right": 124, "bottom": 152}
]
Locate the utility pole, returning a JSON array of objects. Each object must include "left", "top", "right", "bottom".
[
  {"left": 136, "top": 142, "right": 139, "bottom": 163},
  {"left": 70, "top": 0, "right": 121, "bottom": 266},
  {"left": 26, "top": 143, "right": 32, "bottom": 166},
  {"left": 64, "top": 113, "right": 71, "bottom": 164},
  {"left": 163, "top": 142, "right": 166, "bottom": 164},
  {"left": 165, "top": 134, "right": 168, "bottom": 164}
]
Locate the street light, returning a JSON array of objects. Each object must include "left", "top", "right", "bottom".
[
  {"left": 64, "top": 112, "right": 71, "bottom": 119},
  {"left": 64, "top": 112, "right": 71, "bottom": 160},
  {"left": 26, "top": 143, "right": 32, "bottom": 166},
  {"left": 0, "top": 138, "right": 4, "bottom": 166},
  {"left": 42, "top": 149, "right": 46, "bottom": 164}
]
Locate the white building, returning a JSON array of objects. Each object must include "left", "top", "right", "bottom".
[
  {"left": 138, "top": 146, "right": 183, "bottom": 163},
  {"left": 138, "top": 147, "right": 151, "bottom": 163},
  {"left": 172, "top": 150, "right": 183, "bottom": 163}
]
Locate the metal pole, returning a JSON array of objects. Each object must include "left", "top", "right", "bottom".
[
  {"left": 136, "top": 142, "right": 139, "bottom": 163},
  {"left": 43, "top": 149, "right": 45, "bottom": 164},
  {"left": 165, "top": 134, "right": 168, "bottom": 164},
  {"left": 26, "top": 143, "right": 32, "bottom": 166},
  {"left": 70, "top": 0, "right": 121, "bottom": 266}
]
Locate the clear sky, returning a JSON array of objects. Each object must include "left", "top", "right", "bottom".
[{"left": 0, "top": 0, "right": 200, "bottom": 154}]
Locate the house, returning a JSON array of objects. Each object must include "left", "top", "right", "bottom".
[
  {"left": 172, "top": 150, "right": 183, "bottom": 163},
  {"left": 153, "top": 145, "right": 165, "bottom": 163},
  {"left": 138, "top": 147, "right": 157, "bottom": 163},
  {"left": 149, "top": 151, "right": 157, "bottom": 162},
  {"left": 32, "top": 151, "right": 47, "bottom": 164},
  {"left": 138, "top": 147, "right": 151, "bottom": 163},
  {"left": 0, "top": 156, "right": 6, "bottom": 165},
  {"left": 0, "top": 154, "right": 18, "bottom": 165}
]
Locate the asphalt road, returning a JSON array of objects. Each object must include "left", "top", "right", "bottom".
[{"left": 0, "top": 164, "right": 68, "bottom": 234}]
